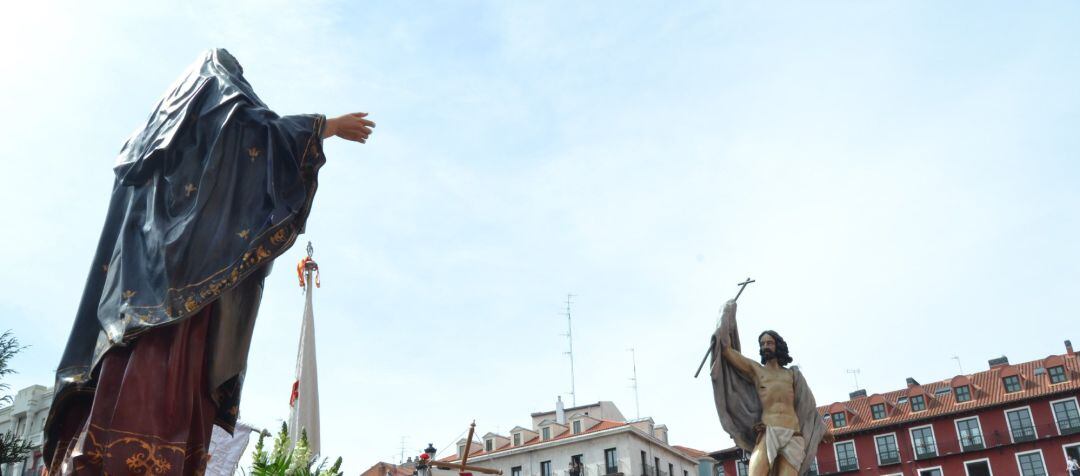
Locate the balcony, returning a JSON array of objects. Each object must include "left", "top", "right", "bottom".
[
  {"left": 579, "top": 457, "right": 628, "bottom": 476},
  {"left": 960, "top": 435, "right": 984, "bottom": 452},
  {"left": 877, "top": 454, "right": 900, "bottom": 466},
  {"left": 1011, "top": 427, "right": 1037, "bottom": 443},
  {"left": 836, "top": 458, "right": 858, "bottom": 472},
  {"left": 1060, "top": 418, "right": 1080, "bottom": 436},
  {"left": 913, "top": 444, "right": 937, "bottom": 461}
]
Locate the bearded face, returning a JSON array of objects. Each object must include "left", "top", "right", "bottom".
[
  {"left": 757, "top": 330, "right": 793, "bottom": 367},
  {"left": 759, "top": 347, "right": 776, "bottom": 363}
]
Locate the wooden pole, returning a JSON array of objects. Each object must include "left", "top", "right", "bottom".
[
  {"left": 435, "top": 462, "right": 503, "bottom": 475},
  {"left": 460, "top": 421, "right": 476, "bottom": 468}
]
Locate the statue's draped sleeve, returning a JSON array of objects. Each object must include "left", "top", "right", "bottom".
[
  {"left": 46, "top": 49, "right": 326, "bottom": 460},
  {"left": 710, "top": 302, "right": 762, "bottom": 451},
  {"left": 793, "top": 369, "right": 827, "bottom": 475}
]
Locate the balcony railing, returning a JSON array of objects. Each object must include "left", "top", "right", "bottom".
[
  {"left": 877, "top": 453, "right": 900, "bottom": 466},
  {"left": 913, "top": 443, "right": 937, "bottom": 460},
  {"left": 837, "top": 458, "right": 858, "bottom": 472},
  {"left": 1011, "top": 426, "right": 1037, "bottom": 443},
  {"left": 960, "top": 435, "right": 984, "bottom": 452},
  {"left": 1059, "top": 417, "right": 1080, "bottom": 435}
]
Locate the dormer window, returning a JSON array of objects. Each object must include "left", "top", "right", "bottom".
[
  {"left": 485, "top": 439, "right": 493, "bottom": 451},
  {"left": 871, "top": 403, "right": 886, "bottom": 420},
  {"left": 1049, "top": 366, "right": 1067, "bottom": 384},
  {"left": 458, "top": 444, "right": 466, "bottom": 458},
  {"left": 573, "top": 420, "right": 582, "bottom": 434},
  {"left": 541, "top": 427, "right": 551, "bottom": 440},
  {"left": 513, "top": 433, "right": 521, "bottom": 446},
  {"left": 911, "top": 395, "right": 926, "bottom": 412},
  {"left": 1003, "top": 375, "right": 1022, "bottom": 393},
  {"left": 832, "top": 412, "right": 846, "bottom": 428},
  {"left": 955, "top": 385, "right": 971, "bottom": 402}
]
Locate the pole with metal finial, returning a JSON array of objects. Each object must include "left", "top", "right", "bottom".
[{"left": 694, "top": 278, "right": 755, "bottom": 378}]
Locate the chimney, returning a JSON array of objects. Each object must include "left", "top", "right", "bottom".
[
  {"left": 988, "top": 356, "right": 1009, "bottom": 368},
  {"left": 556, "top": 396, "right": 566, "bottom": 425},
  {"left": 906, "top": 378, "right": 920, "bottom": 387},
  {"left": 849, "top": 389, "right": 867, "bottom": 400},
  {"left": 1067, "top": 340, "right": 1074, "bottom": 354}
]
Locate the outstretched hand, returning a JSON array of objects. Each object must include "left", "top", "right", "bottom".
[{"left": 323, "top": 112, "right": 375, "bottom": 143}]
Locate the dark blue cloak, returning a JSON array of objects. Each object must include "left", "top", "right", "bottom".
[{"left": 46, "top": 48, "right": 326, "bottom": 459}]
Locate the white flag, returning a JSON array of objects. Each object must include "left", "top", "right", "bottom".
[
  {"left": 288, "top": 266, "right": 321, "bottom": 454},
  {"left": 206, "top": 422, "right": 253, "bottom": 476}
]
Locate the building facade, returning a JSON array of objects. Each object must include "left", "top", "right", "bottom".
[
  {"left": 0, "top": 384, "right": 53, "bottom": 476},
  {"left": 711, "top": 342, "right": 1080, "bottom": 476},
  {"left": 435, "top": 400, "right": 705, "bottom": 476}
]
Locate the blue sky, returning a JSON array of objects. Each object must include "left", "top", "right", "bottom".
[{"left": 2, "top": 1, "right": 1079, "bottom": 473}]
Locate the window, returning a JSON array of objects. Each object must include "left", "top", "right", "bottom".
[
  {"left": 541, "top": 461, "right": 552, "bottom": 476},
  {"left": 871, "top": 403, "right": 886, "bottom": 420},
  {"left": 458, "top": 444, "right": 466, "bottom": 457},
  {"left": 668, "top": 463, "right": 674, "bottom": 476},
  {"left": 874, "top": 434, "right": 900, "bottom": 465},
  {"left": 655, "top": 457, "right": 660, "bottom": 476},
  {"left": 918, "top": 468, "right": 942, "bottom": 476},
  {"left": 1053, "top": 399, "right": 1080, "bottom": 435},
  {"left": 956, "top": 417, "right": 984, "bottom": 451},
  {"left": 573, "top": 420, "right": 582, "bottom": 434},
  {"left": 955, "top": 385, "right": 971, "bottom": 402},
  {"left": 605, "top": 448, "right": 618, "bottom": 475},
  {"left": 641, "top": 451, "right": 647, "bottom": 476},
  {"left": 1016, "top": 451, "right": 1047, "bottom": 476},
  {"left": 1006, "top": 407, "right": 1037, "bottom": 442},
  {"left": 684, "top": 471, "right": 688, "bottom": 476},
  {"left": 512, "top": 467, "right": 522, "bottom": 476},
  {"left": 716, "top": 463, "right": 725, "bottom": 476},
  {"left": 1049, "top": 366, "right": 1067, "bottom": 384},
  {"left": 832, "top": 412, "right": 847, "bottom": 428},
  {"left": 965, "top": 459, "right": 991, "bottom": 476},
  {"left": 910, "top": 426, "right": 937, "bottom": 459},
  {"left": 934, "top": 387, "right": 951, "bottom": 396},
  {"left": 485, "top": 439, "right": 493, "bottom": 451},
  {"left": 735, "top": 460, "right": 748, "bottom": 476},
  {"left": 542, "top": 427, "right": 551, "bottom": 440},
  {"left": 835, "top": 441, "right": 858, "bottom": 471},
  {"left": 513, "top": 433, "right": 521, "bottom": 446},
  {"left": 1003, "top": 375, "right": 1022, "bottom": 393},
  {"left": 911, "top": 395, "right": 927, "bottom": 412},
  {"left": 807, "top": 457, "right": 818, "bottom": 476}
]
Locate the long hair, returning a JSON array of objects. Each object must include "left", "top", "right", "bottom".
[{"left": 758, "top": 330, "right": 793, "bottom": 367}]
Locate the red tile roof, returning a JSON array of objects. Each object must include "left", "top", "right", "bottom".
[
  {"left": 438, "top": 420, "right": 629, "bottom": 462},
  {"left": 361, "top": 462, "right": 415, "bottom": 476},
  {"left": 819, "top": 351, "right": 1080, "bottom": 435},
  {"left": 671, "top": 445, "right": 709, "bottom": 459}
]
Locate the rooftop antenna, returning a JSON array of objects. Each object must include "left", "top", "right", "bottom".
[
  {"left": 952, "top": 355, "right": 964, "bottom": 374},
  {"left": 628, "top": 348, "right": 640, "bottom": 419},
  {"left": 562, "top": 293, "right": 577, "bottom": 407},
  {"left": 399, "top": 436, "right": 407, "bottom": 464},
  {"left": 846, "top": 368, "right": 861, "bottom": 390}
]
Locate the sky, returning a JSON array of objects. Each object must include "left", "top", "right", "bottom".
[{"left": 2, "top": 1, "right": 1080, "bottom": 473}]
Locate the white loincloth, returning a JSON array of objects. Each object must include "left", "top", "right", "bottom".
[{"left": 764, "top": 426, "right": 806, "bottom": 470}]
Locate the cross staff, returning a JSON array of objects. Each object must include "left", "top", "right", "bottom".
[
  {"left": 433, "top": 421, "right": 503, "bottom": 475},
  {"left": 693, "top": 278, "right": 754, "bottom": 378}
]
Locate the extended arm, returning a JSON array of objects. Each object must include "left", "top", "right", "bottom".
[
  {"left": 718, "top": 300, "right": 760, "bottom": 379},
  {"left": 323, "top": 112, "right": 375, "bottom": 143}
]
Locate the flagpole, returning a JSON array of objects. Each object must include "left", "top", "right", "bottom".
[{"left": 290, "top": 242, "right": 322, "bottom": 454}]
